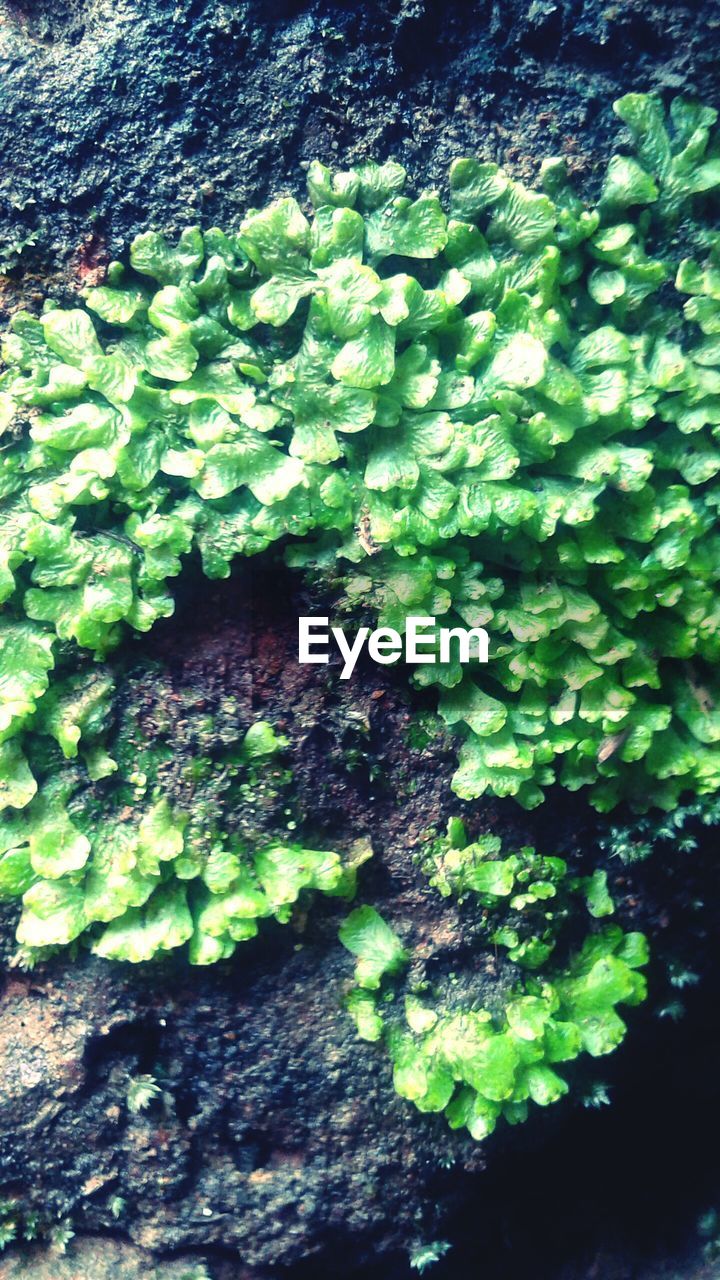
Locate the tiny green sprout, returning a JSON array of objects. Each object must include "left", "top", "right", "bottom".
[
  {"left": 0, "top": 1219, "right": 16, "bottom": 1251},
  {"left": 0, "top": 230, "right": 38, "bottom": 274},
  {"left": 601, "top": 795, "right": 720, "bottom": 868},
  {"left": 109, "top": 1195, "right": 126, "bottom": 1220},
  {"left": 581, "top": 1082, "right": 612, "bottom": 1110},
  {"left": 698, "top": 1208, "right": 718, "bottom": 1239},
  {"left": 698, "top": 1209, "right": 720, "bottom": 1261},
  {"left": 409, "top": 1240, "right": 452, "bottom": 1273},
  {"left": 127, "top": 1073, "right": 162, "bottom": 1114},
  {"left": 49, "top": 1219, "right": 75, "bottom": 1255},
  {"left": 22, "top": 1210, "right": 40, "bottom": 1241},
  {"left": 668, "top": 963, "right": 700, "bottom": 990},
  {"left": 9, "top": 946, "right": 40, "bottom": 972},
  {"left": 657, "top": 1000, "right": 685, "bottom": 1022},
  {"left": 605, "top": 831, "right": 654, "bottom": 865}
]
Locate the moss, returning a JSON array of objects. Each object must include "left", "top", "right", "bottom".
[{"left": 341, "top": 822, "right": 648, "bottom": 1141}]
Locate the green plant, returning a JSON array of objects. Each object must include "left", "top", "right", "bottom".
[
  {"left": 49, "top": 1219, "right": 74, "bottom": 1255},
  {"left": 421, "top": 816, "right": 614, "bottom": 969},
  {"left": 126, "top": 1073, "right": 162, "bottom": 1114},
  {"left": 600, "top": 790, "right": 720, "bottom": 863},
  {"left": 698, "top": 1208, "right": 720, "bottom": 1261},
  {"left": 0, "top": 92, "right": 719, "bottom": 958},
  {"left": 340, "top": 828, "right": 648, "bottom": 1142},
  {"left": 409, "top": 1240, "right": 452, "bottom": 1273},
  {"left": 0, "top": 1201, "right": 16, "bottom": 1251},
  {"left": 0, "top": 1199, "right": 77, "bottom": 1253},
  {"left": 109, "top": 1195, "right": 126, "bottom": 1220},
  {"left": 0, "top": 229, "right": 38, "bottom": 275},
  {"left": 0, "top": 670, "right": 355, "bottom": 962},
  {"left": 581, "top": 1081, "right": 612, "bottom": 1109}
]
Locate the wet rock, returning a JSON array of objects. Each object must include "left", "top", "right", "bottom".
[
  {"left": 0, "top": 0, "right": 718, "bottom": 290},
  {"left": 0, "top": 1236, "right": 214, "bottom": 1280}
]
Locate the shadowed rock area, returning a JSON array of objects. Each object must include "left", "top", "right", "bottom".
[{"left": 0, "top": 1, "right": 720, "bottom": 1277}]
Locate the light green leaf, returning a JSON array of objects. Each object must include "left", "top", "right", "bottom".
[
  {"left": 354, "top": 160, "right": 407, "bottom": 210},
  {"left": 585, "top": 869, "right": 615, "bottom": 918},
  {"left": 239, "top": 198, "right": 311, "bottom": 275},
  {"left": 193, "top": 435, "right": 304, "bottom": 505},
  {"left": 0, "top": 742, "right": 37, "bottom": 811},
  {"left": 242, "top": 720, "right": 288, "bottom": 759},
  {"left": 506, "top": 996, "right": 552, "bottom": 1041},
  {"left": 85, "top": 284, "right": 147, "bottom": 325},
  {"left": 29, "top": 812, "right": 91, "bottom": 879},
  {"left": 93, "top": 882, "right": 193, "bottom": 962},
  {"left": 130, "top": 227, "right": 204, "bottom": 284},
  {"left": 365, "top": 194, "right": 447, "bottom": 260},
  {"left": 523, "top": 1063, "right": 569, "bottom": 1105},
  {"left": 18, "top": 879, "right": 86, "bottom": 947},
  {"left": 449, "top": 159, "right": 509, "bottom": 220},
  {"left": 307, "top": 160, "right": 360, "bottom": 209},
  {"left": 487, "top": 333, "right": 548, "bottom": 390},
  {"left": 332, "top": 315, "right": 396, "bottom": 388},
  {"left": 339, "top": 904, "right": 408, "bottom": 990},
  {"left": 465, "top": 857, "right": 516, "bottom": 897},
  {"left": 40, "top": 309, "right": 103, "bottom": 366},
  {"left": 254, "top": 843, "right": 346, "bottom": 914},
  {"left": 320, "top": 259, "right": 382, "bottom": 338},
  {"left": 138, "top": 799, "right": 185, "bottom": 867},
  {"left": 440, "top": 681, "right": 507, "bottom": 737},
  {"left": 599, "top": 155, "right": 658, "bottom": 210},
  {"left": 0, "top": 846, "right": 35, "bottom": 898},
  {"left": 251, "top": 275, "right": 315, "bottom": 326},
  {"left": 346, "top": 989, "right": 384, "bottom": 1042},
  {"left": 144, "top": 333, "right": 199, "bottom": 381}
]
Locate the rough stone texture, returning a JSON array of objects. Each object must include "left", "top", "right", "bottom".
[
  {"left": 0, "top": 0, "right": 719, "bottom": 284},
  {"left": 0, "top": 939, "right": 457, "bottom": 1266},
  {"left": 0, "top": 1237, "right": 208, "bottom": 1280},
  {"left": 0, "top": 1, "right": 720, "bottom": 1277}
]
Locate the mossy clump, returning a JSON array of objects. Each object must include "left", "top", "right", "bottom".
[
  {"left": 0, "top": 92, "right": 719, "bottom": 958},
  {"left": 341, "top": 823, "right": 648, "bottom": 1142}
]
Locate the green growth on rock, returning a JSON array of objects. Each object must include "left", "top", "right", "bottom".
[
  {"left": 1, "top": 671, "right": 354, "bottom": 963},
  {"left": 423, "top": 816, "right": 615, "bottom": 968},
  {"left": 341, "top": 823, "right": 648, "bottom": 1141},
  {"left": 0, "top": 92, "right": 719, "bottom": 955}
]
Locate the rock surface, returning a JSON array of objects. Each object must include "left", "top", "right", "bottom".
[{"left": 0, "top": 1237, "right": 207, "bottom": 1280}]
